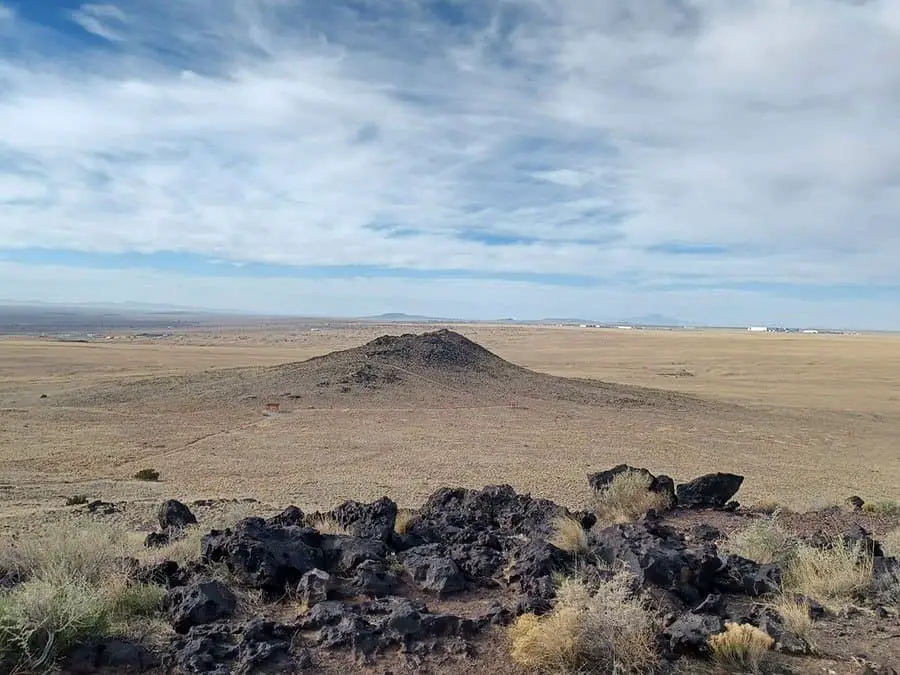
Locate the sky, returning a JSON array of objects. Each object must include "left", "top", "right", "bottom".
[{"left": 1, "top": 1, "right": 900, "bottom": 328}]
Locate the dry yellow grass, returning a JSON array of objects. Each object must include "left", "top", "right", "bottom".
[
  {"left": 0, "top": 520, "right": 164, "bottom": 672},
  {"left": 509, "top": 572, "right": 658, "bottom": 674},
  {"left": 594, "top": 470, "right": 672, "bottom": 525},
  {"left": 783, "top": 540, "right": 873, "bottom": 609},
  {"left": 1, "top": 325, "right": 900, "bottom": 526},
  {"left": 720, "top": 517, "right": 796, "bottom": 565},
  {"left": 769, "top": 595, "right": 815, "bottom": 647},
  {"left": 708, "top": 622, "right": 774, "bottom": 674},
  {"left": 394, "top": 508, "right": 416, "bottom": 536},
  {"left": 881, "top": 528, "right": 900, "bottom": 557},
  {"left": 306, "top": 514, "right": 351, "bottom": 536},
  {"left": 547, "top": 515, "right": 589, "bottom": 555}
]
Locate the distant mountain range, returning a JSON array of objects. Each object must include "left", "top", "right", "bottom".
[{"left": 361, "top": 312, "right": 696, "bottom": 327}]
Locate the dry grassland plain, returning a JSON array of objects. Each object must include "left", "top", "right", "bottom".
[{"left": 1, "top": 324, "right": 899, "bottom": 529}]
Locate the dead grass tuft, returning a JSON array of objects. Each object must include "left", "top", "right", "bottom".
[
  {"left": 881, "top": 528, "right": 900, "bottom": 557},
  {"left": 863, "top": 500, "right": 900, "bottom": 517},
  {"left": 708, "top": 622, "right": 774, "bottom": 674},
  {"left": 769, "top": 595, "right": 815, "bottom": 646},
  {"left": 547, "top": 515, "right": 588, "bottom": 556},
  {"left": 783, "top": 539, "right": 872, "bottom": 609},
  {"left": 508, "top": 571, "right": 658, "bottom": 674},
  {"left": 720, "top": 516, "right": 796, "bottom": 565},
  {"left": 306, "top": 513, "right": 351, "bottom": 536},
  {"left": 394, "top": 508, "right": 416, "bottom": 536},
  {"left": 593, "top": 471, "right": 672, "bottom": 525}
]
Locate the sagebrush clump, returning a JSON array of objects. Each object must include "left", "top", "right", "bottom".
[
  {"left": 708, "top": 622, "right": 774, "bottom": 674},
  {"left": 509, "top": 571, "right": 658, "bottom": 673},
  {"left": 0, "top": 521, "right": 163, "bottom": 672},
  {"left": 133, "top": 468, "right": 160, "bottom": 482}
]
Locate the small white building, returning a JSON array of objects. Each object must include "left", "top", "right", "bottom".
[
  {"left": 801, "top": 329, "right": 819, "bottom": 334},
  {"left": 747, "top": 326, "right": 768, "bottom": 332}
]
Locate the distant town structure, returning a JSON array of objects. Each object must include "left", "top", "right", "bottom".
[{"left": 747, "top": 326, "right": 769, "bottom": 332}]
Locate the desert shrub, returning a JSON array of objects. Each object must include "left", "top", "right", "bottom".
[
  {"left": 720, "top": 517, "right": 796, "bottom": 565},
  {"left": 708, "top": 622, "right": 773, "bottom": 673},
  {"left": 394, "top": 509, "right": 416, "bottom": 536},
  {"left": 133, "top": 468, "right": 160, "bottom": 482},
  {"left": 548, "top": 515, "right": 588, "bottom": 556},
  {"left": 0, "top": 521, "right": 162, "bottom": 672},
  {"left": 594, "top": 470, "right": 672, "bottom": 525},
  {"left": 863, "top": 500, "right": 900, "bottom": 517},
  {"left": 752, "top": 500, "right": 782, "bottom": 515},
  {"left": 509, "top": 571, "right": 658, "bottom": 673},
  {"left": 65, "top": 495, "right": 89, "bottom": 507},
  {"left": 881, "top": 528, "right": 900, "bottom": 557},
  {"left": 783, "top": 539, "right": 872, "bottom": 608}
]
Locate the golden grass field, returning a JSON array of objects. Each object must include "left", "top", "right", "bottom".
[{"left": 1, "top": 323, "right": 899, "bottom": 529}]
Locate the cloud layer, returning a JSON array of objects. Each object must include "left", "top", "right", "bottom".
[{"left": 1, "top": 0, "right": 900, "bottom": 324}]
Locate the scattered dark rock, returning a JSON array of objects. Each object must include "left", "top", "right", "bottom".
[
  {"left": 401, "top": 546, "right": 466, "bottom": 595},
  {"left": 594, "top": 523, "right": 721, "bottom": 603},
  {"left": 39, "top": 393, "right": 48, "bottom": 399},
  {"left": 676, "top": 473, "right": 744, "bottom": 508},
  {"left": 68, "top": 638, "right": 159, "bottom": 673},
  {"left": 144, "top": 528, "right": 185, "bottom": 549},
  {"left": 332, "top": 497, "right": 398, "bottom": 543},
  {"left": 716, "top": 555, "right": 782, "bottom": 596},
  {"left": 166, "top": 619, "right": 303, "bottom": 675},
  {"left": 846, "top": 495, "right": 865, "bottom": 511},
  {"left": 690, "top": 523, "right": 722, "bottom": 542},
  {"left": 506, "top": 539, "right": 573, "bottom": 598},
  {"left": 692, "top": 593, "right": 725, "bottom": 615},
  {"left": 350, "top": 559, "right": 399, "bottom": 597},
  {"left": 297, "top": 569, "right": 333, "bottom": 607},
  {"left": 159, "top": 499, "right": 198, "bottom": 530},
  {"left": 201, "top": 518, "right": 323, "bottom": 592},
  {"left": 266, "top": 505, "right": 305, "bottom": 527},
  {"left": 662, "top": 612, "right": 725, "bottom": 656},
  {"left": 86, "top": 499, "right": 120, "bottom": 515},
  {"left": 321, "top": 534, "right": 387, "bottom": 573},
  {"left": 136, "top": 560, "right": 191, "bottom": 589},
  {"left": 514, "top": 596, "right": 553, "bottom": 616},
  {"left": 164, "top": 580, "right": 237, "bottom": 633}
]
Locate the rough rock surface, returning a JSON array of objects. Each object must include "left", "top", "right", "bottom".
[
  {"left": 164, "top": 580, "right": 237, "bottom": 633},
  {"left": 676, "top": 472, "right": 744, "bottom": 508},
  {"left": 159, "top": 499, "right": 198, "bottom": 530},
  {"left": 201, "top": 518, "right": 323, "bottom": 592}
]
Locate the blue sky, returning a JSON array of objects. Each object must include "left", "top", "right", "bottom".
[{"left": 1, "top": 1, "right": 900, "bottom": 327}]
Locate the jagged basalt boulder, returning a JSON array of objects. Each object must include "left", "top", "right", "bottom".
[
  {"left": 201, "top": 518, "right": 323, "bottom": 592},
  {"left": 401, "top": 545, "right": 466, "bottom": 595},
  {"left": 676, "top": 473, "right": 744, "bottom": 508},
  {"left": 332, "top": 497, "right": 398, "bottom": 542},
  {"left": 297, "top": 569, "right": 333, "bottom": 607},
  {"left": 137, "top": 559, "right": 192, "bottom": 589},
  {"left": 320, "top": 535, "right": 387, "bottom": 573},
  {"left": 406, "top": 484, "right": 568, "bottom": 546},
  {"left": 266, "top": 505, "right": 304, "bottom": 527},
  {"left": 716, "top": 555, "right": 781, "bottom": 596},
  {"left": 662, "top": 612, "right": 726, "bottom": 656},
  {"left": 164, "top": 580, "right": 237, "bottom": 633},
  {"left": 159, "top": 499, "right": 198, "bottom": 530},
  {"left": 350, "top": 559, "right": 399, "bottom": 597},
  {"left": 506, "top": 539, "right": 574, "bottom": 598},
  {"left": 593, "top": 523, "right": 721, "bottom": 603}
]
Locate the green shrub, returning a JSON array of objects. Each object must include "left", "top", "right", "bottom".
[{"left": 133, "top": 469, "right": 160, "bottom": 482}]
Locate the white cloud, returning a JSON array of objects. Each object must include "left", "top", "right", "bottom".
[
  {"left": 70, "top": 3, "right": 127, "bottom": 41},
  {"left": 0, "top": 0, "right": 899, "bottom": 322}
]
